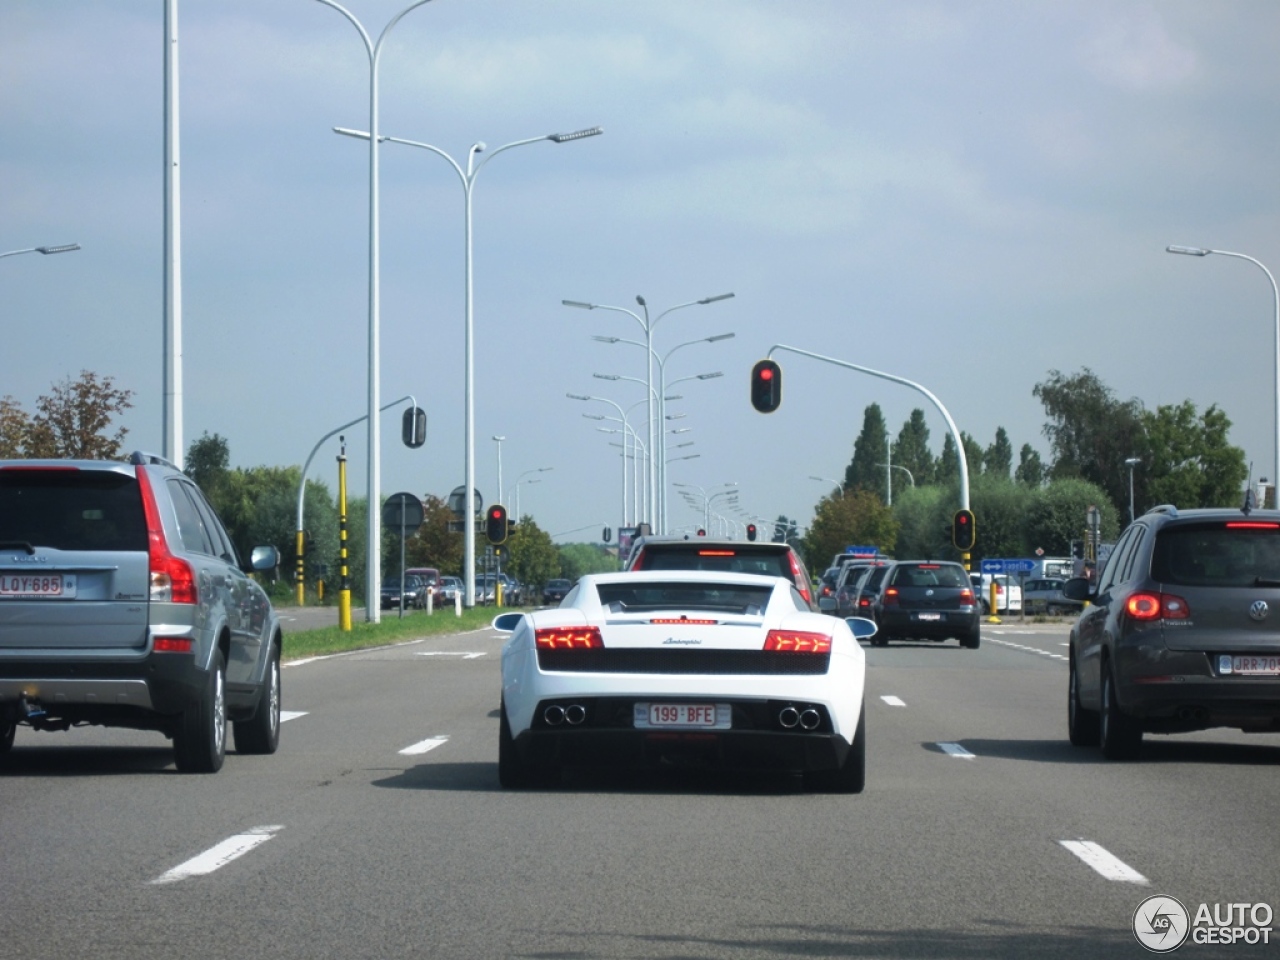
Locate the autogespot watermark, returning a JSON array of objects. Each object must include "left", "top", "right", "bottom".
[{"left": 1133, "top": 895, "right": 1274, "bottom": 952}]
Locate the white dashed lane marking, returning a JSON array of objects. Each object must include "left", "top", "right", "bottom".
[
  {"left": 881, "top": 695, "right": 907, "bottom": 707},
  {"left": 399, "top": 736, "right": 449, "bottom": 756},
  {"left": 987, "top": 636, "right": 1068, "bottom": 661},
  {"left": 416, "top": 652, "right": 486, "bottom": 660},
  {"left": 280, "top": 711, "right": 308, "bottom": 723},
  {"left": 937, "top": 742, "right": 976, "bottom": 759},
  {"left": 1059, "top": 840, "right": 1150, "bottom": 884},
  {"left": 151, "top": 826, "right": 283, "bottom": 885}
]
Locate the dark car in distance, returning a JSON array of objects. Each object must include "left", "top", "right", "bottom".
[
  {"left": 625, "top": 536, "right": 816, "bottom": 610},
  {"left": 542, "top": 578, "right": 572, "bottom": 605},
  {"left": 869, "top": 561, "right": 980, "bottom": 648},
  {"left": 1066, "top": 503, "right": 1280, "bottom": 759}
]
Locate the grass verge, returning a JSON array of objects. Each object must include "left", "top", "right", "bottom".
[{"left": 282, "top": 606, "right": 505, "bottom": 661}]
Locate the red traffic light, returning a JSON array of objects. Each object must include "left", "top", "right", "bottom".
[
  {"left": 952, "top": 509, "right": 976, "bottom": 551},
  {"left": 746, "top": 523, "right": 758, "bottom": 541},
  {"left": 486, "top": 504, "right": 509, "bottom": 544},
  {"left": 750, "top": 359, "right": 782, "bottom": 413}
]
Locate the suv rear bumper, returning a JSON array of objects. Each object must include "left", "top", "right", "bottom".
[{"left": 0, "top": 652, "right": 208, "bottom": 725}]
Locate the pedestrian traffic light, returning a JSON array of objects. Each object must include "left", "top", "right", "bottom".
[
  {"left": 952, "top": 509, "right": 976, "bottom": 551},
  {"left": 750, "top": 359, "right": 782, "bottom": 413},
  {"left": 402, "top": 405, "right": 427, "bottom": 449},
  {"left": 746, "top": 523, "right": 757, "bottom": 541},
  {"left": 486, "top": 504, "right": 509, "bottom": 545}
]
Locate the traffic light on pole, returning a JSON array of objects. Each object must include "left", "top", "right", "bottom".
[
  {"left": 750, "top": 359, "right": 782, "bottom": 413},
  {"left": 486, "top": 504, "right": 509, "bottom": 545},
  {"left": 746, "top": 523, "right": 758, "bottom": 541},
  {"left": 952, "top": 509, "right": 976, "bottom": 551},
  {"left": 401, "top": 405, "right": 426, "bottom": 448}
]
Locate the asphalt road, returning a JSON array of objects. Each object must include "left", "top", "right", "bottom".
[{"left": 2, "top": 621, "right": 1278, "bottom": 959}]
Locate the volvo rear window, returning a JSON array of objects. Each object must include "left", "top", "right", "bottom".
[
  {"left": 1152, "top": 522, "right": 1280, "bottom": 587},
  {"left": 596, "top": 581, "right": 773, "bottom": 615},
  {"left": 0, "top": 468, "right": 147, "bottom": 552}
]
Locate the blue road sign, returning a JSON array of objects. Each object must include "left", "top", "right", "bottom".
[{"left": 981, "top": 558, "right": 1036, "bottom": 574}]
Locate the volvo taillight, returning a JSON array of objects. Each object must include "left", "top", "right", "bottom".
[
  {"left": 764, "top": 630, "right": 831, "bottom": 653},
  {"left": 535, "top": 626, "right": 603, "bottom": 649},
  {"left": 136, "top": 467, "right": 197, "bottom": 604}
]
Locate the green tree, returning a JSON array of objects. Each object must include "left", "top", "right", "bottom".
[
  {"left": 1138, "top": 401, "right": 1248, "bottom": 511},
  {"left": 185, "top": 432, "right": 230, "bottom": 493},
  {"left": 803, "top": 489, "right": 898, "bottom": 573},
  {"left": 984, "top": 427, "right": 1013, "bottom": 480},
  {"left": 844, "top": 403, "right": 889, "bottom": 499},
  {"left": 772, "top": 514, "right": 801, "bottom": 547},
  {"left": 405, "top": 494, "right": 464, "bottom": 576},
  {"left": 19, "top": 371, "right": 134, "bottom": 459},
  {"left": 1024, "top": 477, "right": 1120, "bottom": 557},
  {"left": 1015, "top": 443, "right": 1045, "bottom": 488},
  {"left": 890, "top": 484, "right": 949, "bottom": 561},
  {"left": 1033, "top": 368, "right": 1145, "bottom": 518},
  {"left": 557, "top": 542, "right": 619, "bottom": 581},
  {"left": 0, "top": 396, "right": 32, "bottom": 458},
  {"left": 937, "top": 433, "right": 959, "bottom": 486},
  {"left": 506, "top": 516, "right": 560, "bottom": 592},
  {"left": 892, "top": 409, "right": 935, "bottom": 487}
]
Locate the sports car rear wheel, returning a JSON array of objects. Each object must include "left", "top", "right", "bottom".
[
  {"left": 498, "top": 699, "right": 556, "bottom": 789},
  {"left": 804, "top": 699, "right": 865, "bottom": 794}
]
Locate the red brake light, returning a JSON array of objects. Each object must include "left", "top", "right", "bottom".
[
  {"left": 858, "top": 597, "right": 871, "bottom": 609},
  {"left": 650, "top": 618, "right": 716, "bottom": 625},
  {"left": 1125, "top": 592, "right": 1190, "bottom": 621},
  {"left": 698, "top": 550, "right": 736, "bottom": 557},
  {"left": 535, "top": 626, "right": 603, "bottom": 649},
  {"left": 1226, "top": 522, "right": 1280, "bottom": 529},
  {"left": 788, "top": 552, "right": 813, "bottom": 605},
  {"left": 135, "top": 466, "right": 196, "bottom": 605},
  {"left": 764, "top": 630, "right": 831, "bottom": 653},
  {"left": 883, "top": 586, "right": 899, "bottom": 607},
  {"left": 918, "top": 564, "right": 940, "bottom": 569},
  {"left": 959, "top": 589, "right": 975, "bottom": 604},
  {"left": 153, "top": 637, "right": 194, "bottom": 653}
]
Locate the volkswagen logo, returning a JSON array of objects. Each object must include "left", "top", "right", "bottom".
[{"left": 1250, "top": 600, "right": 1270, "bottom": 622}]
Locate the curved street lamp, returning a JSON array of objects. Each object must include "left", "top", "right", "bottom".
[
  {"left": 1167, "top": 244, "right": 1280, "bottom": 502},
  {"left": 564, "top": 292, "right": 734, "bottom": 527},
  {"left": 1, "top": 243, "right": 80, "bottom": 260},
  {"left": 336, "top": 124, "right": 601, "bottom": 606},
  {"left": 311, "top": 0, "right": 440, "bottom": 621}
]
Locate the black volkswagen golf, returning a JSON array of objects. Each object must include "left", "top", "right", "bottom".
[{"left": 870, "top": 561, "right": 981, "bottom": 649}]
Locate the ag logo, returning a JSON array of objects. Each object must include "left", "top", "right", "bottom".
[{"left": 1133, "top": 895, "right": 1190, "bottom": 953}]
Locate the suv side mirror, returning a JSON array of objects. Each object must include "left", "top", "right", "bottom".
[
  {"left": 1062, "top": 577, "right": 1093, "bottom": 602},
  {"left": 249, "top": 545, "right": 280, "bottom": 572}
]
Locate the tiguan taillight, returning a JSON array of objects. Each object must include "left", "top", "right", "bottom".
[
  {"left": 1125, "top": 592, "right": 1189, "bottom": 622},
  {"left": 136, "top": 467, "right": 196, "bottom": 604}
]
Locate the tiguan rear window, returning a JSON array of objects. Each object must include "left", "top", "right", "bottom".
[
  {"left": 0, "top": 468, "right": 147, "bottom": 552},
  {"left": 1152, "top": 522, "right": 1280, "bottom": 587},
  {"left": 597, "top": 581, "right": 773, "bottom": 615}
]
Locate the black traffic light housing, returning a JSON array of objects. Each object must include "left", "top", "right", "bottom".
[
  {"left": 486, "top": 504, "right": 509, "bottom": 545},
  {"left": 402, "top": 406, "right": 427, "bottom": 448},
  {"left": 750, "top": 359, "right": 782, "bottom": 413},
  {"left": 952, "top": 509, "right": 976, "bottom": 551},
  {"left": 746, "top": 523, "right": 757, "bottom": 541}
]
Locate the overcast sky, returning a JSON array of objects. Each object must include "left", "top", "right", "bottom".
[{"left": 4, "top": 1, "right": 1280, "bottom": 543}]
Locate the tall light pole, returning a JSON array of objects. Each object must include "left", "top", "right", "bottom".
[
  {"left": 809, "top": 475, "right": 843, "bottom": 497},
  {"left": 0, "top": 243, "right": 80, "bottom": 261},
  {"left": 569, "top": 393, "right": 644, "bottom": 532},
  {"left": 164, "top": 0, "right": 182, "bottom": 469},
  {"left": 563, "top": 292, "right": 734, "bottom": 527},
  {"left": 1124, "top": 456, "right": 1141, "bottom": 524},
  {"left": 313, "top": 0, "right": 439, "bottom": 622},
  {"left": 875, "top": 463, "right": 915, "bottom": 506},
  {"left": 1167, "top": 244, "right": 1280, "bottom": 497},
  {"left": 492, "top": 435, "right": 506, "bottom": 507},
  {"left": 336, "top": 124, "right": 601, "bottom": 607}
]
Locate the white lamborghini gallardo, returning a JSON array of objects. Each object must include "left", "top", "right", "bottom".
[{"left": 494, "top": 571, "right": 873, "bottom": 791}]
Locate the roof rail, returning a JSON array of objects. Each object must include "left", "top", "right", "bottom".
[
  {"left": 128, "top": 451, "right": 180, "bottom": 469},
  {"left": 1144, "top": 504, "right": 1179, "bottom": 517}
]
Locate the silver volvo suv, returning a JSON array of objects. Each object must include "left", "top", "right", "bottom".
[{"left": 0, "top": 452, "right": 282, "bottom": 772}]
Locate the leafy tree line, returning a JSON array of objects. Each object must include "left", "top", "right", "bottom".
[
  {"left": 1, "top": 371, "right": 135, "bottom": 459},
  {"left": 805, "top": 367, "right": 1249, "bottom": 571}
]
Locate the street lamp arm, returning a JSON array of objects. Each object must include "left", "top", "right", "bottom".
[
  {"left": 769, "top": 344, "right": 970, "bottom": 509},
  {"left": 1, "top": 243, "right": 81, "bottom": 259}
]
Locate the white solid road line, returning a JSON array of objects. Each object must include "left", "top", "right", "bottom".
[
  {"left": 881, "top": 695, "right": 907, "bottom": 707},
  {"left": 937, "top": 742, "right": 976, "bottom": 759},
  {"left": 399, "top": 735, "right": 449, "bottom": 756},
  {"left": 151, "top": 825, "right": 284, "bottom": 885},
  {"left": 1059, "top": 840, "right": 1150, "bottom": 884}
]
